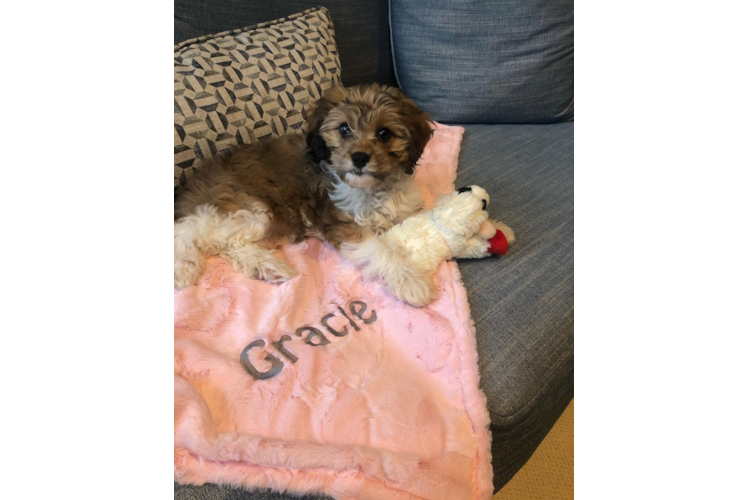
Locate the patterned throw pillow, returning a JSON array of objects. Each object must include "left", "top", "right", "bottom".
[{"left": 174, "top": 7, "right": 342, "bottom": 191}]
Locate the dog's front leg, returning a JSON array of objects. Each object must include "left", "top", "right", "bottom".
[{"left": 340, "top": 235, "right": 437, "bottom": 307}]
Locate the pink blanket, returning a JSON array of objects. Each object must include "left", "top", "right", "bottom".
[{"left": 174, "top": 123, "right": 493, "bottom": 500}]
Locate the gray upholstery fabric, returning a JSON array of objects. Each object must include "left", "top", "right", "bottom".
[
  {"left": 390, "top": 0, "right": 574, "bottom": 124},
  {"left": 174, "top": 0, "right": 395, "bottom": 87},
  {"left": 174, "top": 123, "right": 574, "bottom": 498},
  {"left": 455, "top": 123, "right": 574, "bottom": 488}
]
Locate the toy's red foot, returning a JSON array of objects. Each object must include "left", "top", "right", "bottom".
[{"left": 487, "top": 229, "right": 509, "bottom": 255}]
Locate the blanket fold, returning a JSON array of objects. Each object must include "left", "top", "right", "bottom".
[{"left": 175, "top": 123, "right": 493, "bottom": 500}]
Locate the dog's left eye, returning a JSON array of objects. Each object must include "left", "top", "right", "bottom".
[
  {"left": 377, "top": 128, "right": 391, "bottom": 142},
  {"left": 339, "top": 123, "right": 352, "bottom": 138}
]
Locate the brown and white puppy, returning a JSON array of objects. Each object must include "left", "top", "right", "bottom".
[{"left": 174, "top": 84, "right": 437, "bottom": 305}]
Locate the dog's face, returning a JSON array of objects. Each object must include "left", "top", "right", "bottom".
[{"left": 305, "top": 84, "right": 432, "bottom": 189}]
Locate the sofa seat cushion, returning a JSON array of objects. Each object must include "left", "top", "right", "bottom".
[{"left": 455, "top": 123, "right": 574, "bottom": 489}]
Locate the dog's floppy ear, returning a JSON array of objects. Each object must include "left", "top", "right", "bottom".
[
  {"left": 305, "top": 85, "right": 348, "bottom": 164},
  {"left": 386, "top": 87, "right": 433, "bottom": 175}
]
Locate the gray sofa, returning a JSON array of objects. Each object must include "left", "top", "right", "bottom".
[{"left": 175, "top": 1, "right": 573, "bottom": 497}]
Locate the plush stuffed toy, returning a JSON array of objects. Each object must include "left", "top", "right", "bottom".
[
  {"left": 385, "top": 185, "right": 514, "bottom": 269},
  {"left": 342, "top": 185, "right": 514, "bottom": 306}
]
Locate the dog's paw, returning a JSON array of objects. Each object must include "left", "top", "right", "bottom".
[
  {"left": 390, "top": 272, "right": 437, "bottom": 307},
  {"left": 226, "top": 246, "right": 298, "bottom": 284},
  {"left": 257, "top": 257, "right": 298, "bottom": 284},
  {"left": 174, "top": 258, "right": 204, "bottom": 290},
  {"left": 491, "top": 220, "right": 516, "bottom": 246}
]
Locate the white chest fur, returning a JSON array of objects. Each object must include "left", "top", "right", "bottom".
[{"left": 328, "top": 176, "right": 423, "bottom": 231}]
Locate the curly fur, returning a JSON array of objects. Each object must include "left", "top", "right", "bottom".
[
  {"left": 174, "top": 84, "right": 435, "bottom": 305},
  {"left": 342, "top": 186, "right": 515, "bottom": 305}
]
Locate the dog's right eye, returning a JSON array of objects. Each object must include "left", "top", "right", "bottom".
[{"left": 339, "top": 123, "right": 352, "bottom": 138}]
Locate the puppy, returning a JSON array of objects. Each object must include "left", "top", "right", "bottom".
[{"left": 174, "top": 84, "right": 437, "bottom": 305}]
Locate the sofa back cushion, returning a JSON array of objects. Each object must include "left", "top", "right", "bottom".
[
  {"left": 174, "top": 7, "right": 341, "bottom": 191},
  {"left": 175, "top": 0, "right": 395, "bottom": 87},
  {"left": 390, "top": 0, "right": 574, "bottom": 124}
]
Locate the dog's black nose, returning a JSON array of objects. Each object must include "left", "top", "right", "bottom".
[{"left": 351, "top": 152, "right": 370, "bottom": 168}]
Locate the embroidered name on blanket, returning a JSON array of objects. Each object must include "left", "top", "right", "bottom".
[{"left": 241, "top": 300, "right": 377, "bottom": 380}]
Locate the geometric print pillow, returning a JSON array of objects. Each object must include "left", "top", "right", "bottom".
[{"left": 174, "top": 7, "right": 342, "bottom": 191}]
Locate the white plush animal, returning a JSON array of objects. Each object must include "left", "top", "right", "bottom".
[{"left": 342, "top": 185, "right": 515, "bottom": 306}]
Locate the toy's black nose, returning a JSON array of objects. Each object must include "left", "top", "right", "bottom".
[
  {"left": 457, "top": 186, "right": 472, "bottom": 193},
  {"left": 351, "top": 152, "right": 370, "bottom": 168}
]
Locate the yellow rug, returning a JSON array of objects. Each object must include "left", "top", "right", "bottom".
[{"left": 494, "top": 400, "right": 574, "bottom": 499}]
